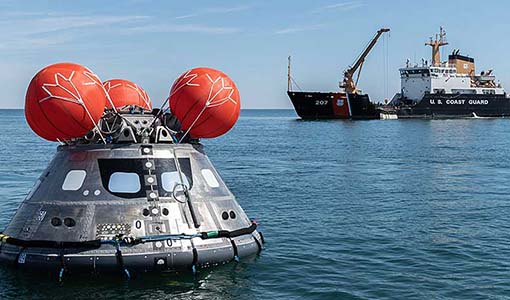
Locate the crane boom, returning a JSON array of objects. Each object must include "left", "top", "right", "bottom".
[{"left": 340, "top": 28, "right": 390, "bottom": 94}]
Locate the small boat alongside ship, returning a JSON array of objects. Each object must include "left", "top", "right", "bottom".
[{"left": 288, "top": 27, "right": 510, "bottom": 119}]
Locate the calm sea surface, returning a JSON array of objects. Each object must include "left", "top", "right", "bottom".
[{"left": 1, "top": 109, "right": 510, "bottom": 299}]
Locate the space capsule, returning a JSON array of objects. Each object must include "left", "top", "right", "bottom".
[{"left": 0, "top": 63, "right": 263, "bottom": 278}]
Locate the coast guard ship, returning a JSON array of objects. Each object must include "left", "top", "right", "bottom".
[{"left": 390, "top": 27, "right": 510, "bottom": 118}]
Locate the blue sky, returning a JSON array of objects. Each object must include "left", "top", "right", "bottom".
[{"left": 1, "top": 0, "right": 509, "bottom": 108}]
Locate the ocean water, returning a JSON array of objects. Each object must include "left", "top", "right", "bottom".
[{"left": 1, "top": 109, "right": 510, "bottom": 299}]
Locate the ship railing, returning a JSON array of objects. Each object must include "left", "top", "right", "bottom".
[{"left": 401, "top": 63, "right": 457, "bottom": 70}]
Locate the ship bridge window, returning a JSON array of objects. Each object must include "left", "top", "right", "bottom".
[
  {"left": 62, "top": 170, "right": 87, "bottom": 191},
  {"left": 402, "top": 69, "right": 430, "bottom": 76},
  {"left": 98, "top": 158, "right": 193, "bottom": 199}
]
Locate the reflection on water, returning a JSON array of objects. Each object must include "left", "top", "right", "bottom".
[{"left": 0, "top": 260, "right": 259, "bottom": 300}]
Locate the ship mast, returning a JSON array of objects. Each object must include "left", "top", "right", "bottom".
[
  {"left": 340, "top": 27, "right": 390, "bottom": 94},
  {"left": 425, "top": 27, "right": 448, "bottom": 66},
  {"left": 287, "top": 56, "right": 291, "bottom": 92}
]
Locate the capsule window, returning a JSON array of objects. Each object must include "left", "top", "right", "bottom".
[
  {"left": 201, "top": 169, "right": 219, "bottom": 188},
  {"left": 62, "top": 170, "right": 87, "bottom": 191},
  {"left": 161, "top": 171, "right": 190, "bottom": 192},
  {"left": 98, "top": 158, "right": 192, "bottom": 198},
  {"left": 108, "top": 172, "right": 141, "bottom": 193}
]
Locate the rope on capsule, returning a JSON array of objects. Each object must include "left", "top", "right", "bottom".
[{"left": 0, "top": 222, "right": 258, "bottom": 249}]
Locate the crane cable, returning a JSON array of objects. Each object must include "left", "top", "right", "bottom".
[{"left": 386, "top": 32, "right": 390, "bottom": 100}]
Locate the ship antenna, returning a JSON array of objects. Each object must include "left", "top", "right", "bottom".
[{"left": 426, "top": 26, "right": 448, "bottom": 66}]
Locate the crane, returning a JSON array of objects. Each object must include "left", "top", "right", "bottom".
[{"left": 340, "top": 28, "right": 390, "bottom": 94}]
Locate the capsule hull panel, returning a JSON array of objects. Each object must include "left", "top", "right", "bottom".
[{"left": 0, "top": 143, "right": 262, "bottom": 273}]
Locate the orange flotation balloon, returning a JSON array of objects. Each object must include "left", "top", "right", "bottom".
[
  {"left": 169, "top": 67, "right": 240, "bottom": 138},
  {"left": 103, "top": 79, "right": 152, "bottom": 110},
  {"left": 25, "top": 63, "right": 107, "bottom": 141}
]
